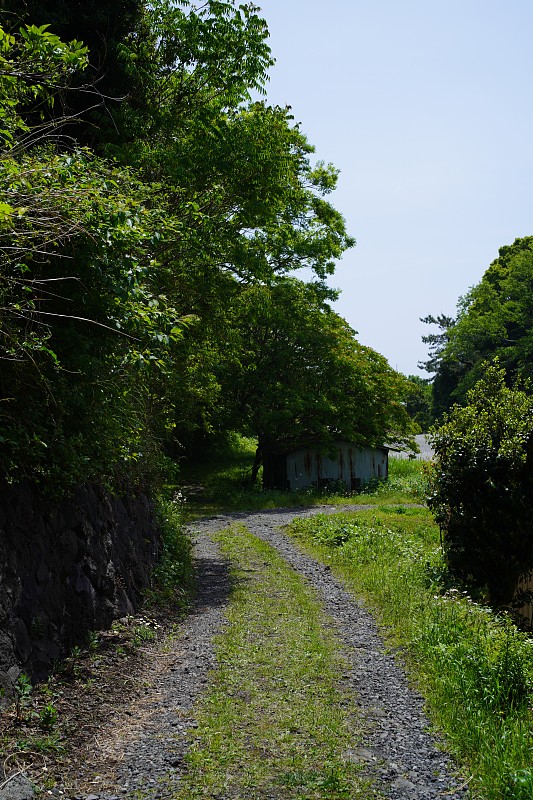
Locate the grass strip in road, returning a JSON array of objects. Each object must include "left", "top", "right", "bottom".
[
  {"left": 287, "top": 507, "right": 533, "bottom": 800},
  {"left": 170, "top": 525, "right": 376, "bottom": 800}
]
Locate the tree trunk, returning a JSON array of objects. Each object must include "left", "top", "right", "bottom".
[{"left": 250, "top": 439, "right": 263, "bottom": 486}]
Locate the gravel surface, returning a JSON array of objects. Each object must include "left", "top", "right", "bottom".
[
  {"left": 77, "top": 507, "right": 469, "bottom": 800},
  {"left": 391, "top": 434, "right": 434, "bottom": 461},
  {"left": 68, "top": 531, "right": 232, "bottom": 800}
]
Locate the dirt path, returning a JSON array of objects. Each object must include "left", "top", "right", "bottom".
[{"left": 61, "top": 507, "right": 469, "bottom": 800}]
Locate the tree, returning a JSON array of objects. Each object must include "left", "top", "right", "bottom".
[
  {"left": 419, "top": 313, "right": 457, "bottom": 420},
  {"left": 421, "top": 237, "right": 533, "bottom": 417},
  {"left": 0, "top": 22, "right": 88, "bottom": 151},
  {"left": 427, "top": 365, "right": 533, "bottom": 607},
  {"left": 215, "top": 277, "right": 416, "bottom": 482},
  {"left": 0, "top": 23, "right": 200, "bottom": 485},
  {"left": 0, "top": 141, "right": 192, "bottom": 484},
  {"left": 0, "top": 2, "right": 417, "bottom": 501},
  {"left": 447, "top": 239, "right": 533, "bottom": 392},
  {"left": 0, "top": 5, "right": 359, "bottom": 491},
  {"left": 403, "top": 375, "right": 432, "bottom": 431},
  {"left": 1, "top": 0, "right": 143, "bottom": 148},
  {"left": 419, "top": 313, "right": 455, "bottom": 374},
  {"left": 98, "top": 3, "right": 354, "bottom": 461},
  {"left": 104, "top": 0, "right": 274, "bottom": 156}
]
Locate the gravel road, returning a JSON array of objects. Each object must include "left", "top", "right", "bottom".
[
  {"left": 391, "top": 434, "right": 434, "bottom": 461},
  {"left": 78, "top": 507, "right": 469, "bottom": 800}
]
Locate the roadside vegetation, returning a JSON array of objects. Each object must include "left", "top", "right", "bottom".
[
  {"left": 0, "top": 497, "right": 193, "bottom": 790},
  {"left": 422, "top": 236, "right": 533, "bottom": 420},
  {"left": 287, "top": 491, "right": 533, "bottom": 800},
  {"left": 427, "top": 364, "right": 533, "bottom": 607},
  {"left": 167, "top": 525, "right": 375, "bottom": 800},
  {"left": 0, "top": 3, "right": 416, "bottom": 499}
]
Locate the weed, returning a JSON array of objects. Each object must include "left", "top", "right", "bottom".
[
  {"left": 148, "top": 497, "right": 193, "bottom": 606},
  {"left": 16, "top": 732, "right": 64, "bottom": 754},
  {"left": 14, "top": 673, "right": 32, "bottom": 721},
  {"left": 287, "top": 507, "right": 533, "bottom": 800},
  {"left": 360, "top": 458, "right": 428, "bottom": 504},
  {"left": 131, "top": 616, "right": 160, "bottom": 647},
  {"left": 509, "top": 769, "right": 533, "bottom": 799},
  {"left": 70, "top": 645, "right": 82, "bottom": 659},
  {"left": 86, "top": 630, "right": 99, "bottom": 651},
  {"left": 38, "top": 703, "right": 58, "bottom": 731}
]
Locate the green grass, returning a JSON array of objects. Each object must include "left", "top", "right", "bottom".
[
  {"left": 167, "top": 440, "right": 533, "bottom": 797},
  {"left": 287, "top": 508, "right": 533, "bottom": 800},
  {"left": 357, "top": 456, "right": 428, "bottom": 505},
  {"left": 164, "top": 525, "right": 377, "bottom": 800},
  {"left": 177, "top": 435, "right": 427, "bottom": 516}
]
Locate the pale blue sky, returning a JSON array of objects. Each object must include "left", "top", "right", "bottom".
[{"left": 259, "top": 1, "right": 533, "bottom": 375}]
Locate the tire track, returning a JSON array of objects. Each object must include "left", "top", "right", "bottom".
[{"left": 77, "top": 506, "right": 469, "bottom": 800}]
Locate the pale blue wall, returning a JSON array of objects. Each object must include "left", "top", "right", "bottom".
[{"left": 286, "top": 442, "right": 388, "bottom": 490}]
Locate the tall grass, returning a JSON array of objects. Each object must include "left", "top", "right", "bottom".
[
  {"left": 358, "top": 456, "right": 428, "bottom": 505},
  {"left": 288, "top": 508, "right": 533, "bottom": 800}
]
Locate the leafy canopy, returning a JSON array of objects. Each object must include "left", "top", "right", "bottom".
[
  {"left": 422, "top": 237, "right": 533, "bottom": 417},
  {"left": 215, "top": 276, "right": 415, "bottom": 476},
  {"left": 0, "top": 2, "right": 410, "bottom": 495}
]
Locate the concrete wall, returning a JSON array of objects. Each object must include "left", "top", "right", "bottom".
[{"left": 0, "top": 481, "right": 161, "bottom": 703}]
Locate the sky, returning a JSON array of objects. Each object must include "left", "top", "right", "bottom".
[{"left": 257, "top": 0, "right": 533, "bottom": 375}]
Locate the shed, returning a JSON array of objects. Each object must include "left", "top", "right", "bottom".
[{"left": 263, "top": 440, "right": 388, "bottom": 491}]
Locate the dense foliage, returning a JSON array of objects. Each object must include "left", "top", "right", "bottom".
[
  {"left": 215, "top": 278, "right": 415, "bottom": 479},
  {"left": 427, "top": 365, "right": 533, "bottom": 606},
  {"left": 289, "top": 499, "right": 533, "bottom": 800},
  {"left": 422, "top": 237, "right": 533, "bottom": 418},
  {"left": 0, "top": 2, "right": 414, "bottom": 492},
  {"left": 402, "top": 374, "right": 432, "bottom": 431}
]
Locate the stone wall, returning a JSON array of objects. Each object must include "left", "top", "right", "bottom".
[{"left": 0, "top": 482, "right": 161, "bottom": 702}]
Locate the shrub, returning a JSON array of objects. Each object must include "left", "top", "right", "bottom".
[
  {"left": 150, "top": 496, "right": 193, "bottom": 605},
  {"left": 427, "top": 364, "right": 533, "bottom": 606}
]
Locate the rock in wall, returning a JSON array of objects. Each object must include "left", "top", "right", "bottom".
[{"left": 0, "top": 482, "right": 160, "bottom": 702}]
